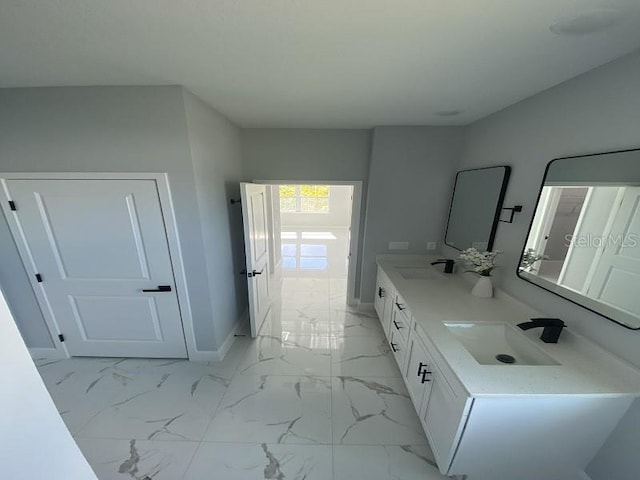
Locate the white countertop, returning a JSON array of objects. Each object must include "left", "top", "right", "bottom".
[{"left": 377, "top": 254, "right": 640, "bottom": 397}]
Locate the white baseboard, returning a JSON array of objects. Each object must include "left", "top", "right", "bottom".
[
  {"left": 28, "top": 310, "right": 249, "bottom": 363},
  {"left": 29, "top": 347, "right": 67, "bottom": 360},
  {"left": 189, "top": 309, "right": 248, "bottom": 363}
]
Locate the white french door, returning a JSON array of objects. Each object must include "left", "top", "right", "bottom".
[
  {"left": 586, "top": 187, "right": 640, "bottom": 319},
  {"left": 240, "top": 182, "right": 272, "bottom": 337},
  {"left": 2, "top": 179, "right": 187, "bottom": 358}
]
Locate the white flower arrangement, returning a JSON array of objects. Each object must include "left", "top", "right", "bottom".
[
  {"left": 519, "top": 248, "right": 547, "bottom": 272},
  {"left": 459, "top": 248, "right": 501, "bottom": 277}
]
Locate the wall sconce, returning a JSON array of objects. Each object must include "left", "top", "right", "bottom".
[{"left": 499, "top": 205, "right": 523, "bottom": 223}]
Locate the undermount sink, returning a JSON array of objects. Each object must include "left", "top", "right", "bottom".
[
  {"left": 444, "top": 322, "right": 560, "bottom": 366},
  {"left": 395, "top": 266, "right": 440, "bottom": 280}
]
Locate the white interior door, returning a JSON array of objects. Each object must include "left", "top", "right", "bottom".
[
  {"left": 586, "top": 187, "right": 640, "bottom": 319},
  {"left": 240, "top": 182, "right": 271, "bottom": 337},
  {"left": 3, "top": 179, "right": 187, "bottom": 358}
]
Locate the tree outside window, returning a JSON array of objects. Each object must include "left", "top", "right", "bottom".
[{"left": 279, "top": 185, "right": 330, "bottom": 213}]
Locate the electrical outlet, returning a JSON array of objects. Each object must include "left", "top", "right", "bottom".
[
  {"left": 389, "top": 241, "right": 409, "bottom": 250},
  {"left": 426, "top": 242, "right": 437, "bottom": 250}
]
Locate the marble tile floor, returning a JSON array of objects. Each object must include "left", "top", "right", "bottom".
[{"left": 36, "top": 270, "right": 448, "bottom": 479}]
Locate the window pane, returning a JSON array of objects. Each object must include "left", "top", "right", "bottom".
[
  {"left": 300, "top": 185, "right": 329, "bottom": 198},
  {"left": 300, "top": 197, "right": 318, "bottom": 212},
  {"left": 279, "top": 185, "right": 296, "bottom": 197},
  {"left": 280, "top": 197, "right": 296, "bottom": 212},
  {"left": 316, "top": 185, "right": 329, "bottom": 197}
]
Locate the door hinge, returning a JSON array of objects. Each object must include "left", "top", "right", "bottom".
[
  {"left": 35, "top": 273, "right": 43, "bottom": 283},
  {"left": 58, "top": 334, "right": 65, "bottom": 342},
  {"left": 8, "top": 200, "right": 16, "bottom": 211}
]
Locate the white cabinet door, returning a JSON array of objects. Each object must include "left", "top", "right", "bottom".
[
  {"left": 240, "top": 182, "right": 272, "bottom": 337},
  {"left": 404, "top": 329, "right": 433, "bottom": 411},
  {"left": 381, "top": 291, "right": 394, "bottom": 339},
  {"left": 3, "top": 179, "right": 187, "bottom": 358},
  {"left": 374, "top": 269, "right": 387, "bottom": 320},
  {"left": 421, "top": 362, "right": 470, "bottom": 474},
  {"left": 375, "top": 269, "right": 395, "bottom": 339}
]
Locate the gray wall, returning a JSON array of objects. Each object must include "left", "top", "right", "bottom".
[
  {"left": 241, "top": 129, "right": 372, "bottom": 182},
  {"left": 360, "top": 126, "right": 464, "bottom": 302},
  {"left": 241, "top": 128, "right": 372, "bottom": 295},
  {"left": 0, "top": 86, "right": 220, "bottom": 352},
  {"left": 445, "top": 50, "right": 640, "bottom": 480},
  {"left": 182, "top": 90, "right": 247, "bottom": 345}
]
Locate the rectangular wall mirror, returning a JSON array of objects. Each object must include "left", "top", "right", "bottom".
[
  {"left": 445, "top": 166, "right": 511, "bottom": 251},
  {"left": 518, "top": 149, "right": 640, "bottom": 330}
]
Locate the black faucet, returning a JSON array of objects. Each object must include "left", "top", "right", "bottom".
[
  {"left": 430, "top": 258, "right": 455, "bottom": 274},
  {"left": 517, "top": 318, "right": 566, "bottom": 343}
]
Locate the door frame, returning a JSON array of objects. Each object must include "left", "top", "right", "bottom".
[
  {"left": 254, "top": 180, "right": 363, "bottom": 306},
  {"left": 0, "top": 172, "right": 198, "bottom": 360}
]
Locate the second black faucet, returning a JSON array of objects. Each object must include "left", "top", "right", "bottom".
[
  {"left": 431, "top": 258, "right": 455, "bottom": 274},
  {"left": 517, "top": 318, "right": 566, "bottom": 343}
]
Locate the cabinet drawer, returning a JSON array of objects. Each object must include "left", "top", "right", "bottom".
[
  {"left": 391, "top": 293, "right": 411, "bottom": 341},
  {"left": 389, "top": 328, "right": 407, "bottom": 370}
]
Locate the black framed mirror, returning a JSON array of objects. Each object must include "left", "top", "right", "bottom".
[
  {"left": 444, "top": 166, "right": 511, "bottom": 251},
  {"left": 518, "top": 148, "right": 640, "bottom": 330}
]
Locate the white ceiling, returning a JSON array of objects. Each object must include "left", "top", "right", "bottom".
[{"left": 1, "top": 1, "right": 640, "bottom": 128}]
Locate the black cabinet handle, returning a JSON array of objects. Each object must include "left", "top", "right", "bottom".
[
  {"left": 393, "top": 320, "right": 403, "bottom": 330},
  {"left": 248, "top": 269, "right": 264, "bottom": 277},
  {"left": 420, "top": 370, "right": 432, "bottom": 383},
  {"left": 378, "top": 287, "right": 385, "bottom": 298},
  {"left": 142, "top": 285, "right": 172, "bottom": 292},
  {"left": 417, "top": 362, "right": 428, "bottom": 376},
  {"left": 395, "top": 302, "right": 405, "bottom": 311},
  {"left": 390, "top": 342, "right": 398, "bottom": 353}
]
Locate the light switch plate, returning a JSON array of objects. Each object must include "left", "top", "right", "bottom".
[
  {"left": 389, "top": 241, "right": 409, "bottom": 250},
  {"left": 426, "top": 242, "right": 437, "bottom": 250}
]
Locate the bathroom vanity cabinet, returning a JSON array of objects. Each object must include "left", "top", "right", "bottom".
[{"left": 374, "top": 258, "right": 640, "bottom": 480}]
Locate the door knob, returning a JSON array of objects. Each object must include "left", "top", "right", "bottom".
[
  {"left": 251, "top": 269, "right": 264, "bottom": 276},
  {"left": 142, "top": 285, "right": 172, "bottom": 292}
]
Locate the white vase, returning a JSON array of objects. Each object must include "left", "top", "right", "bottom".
[{"left": 471, "top": 276, "right": 493, "bottom": 298}]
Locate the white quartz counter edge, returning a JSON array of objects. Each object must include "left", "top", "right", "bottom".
[{"left": 377, "top": 255, "right": 640, "bottom": 397}]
